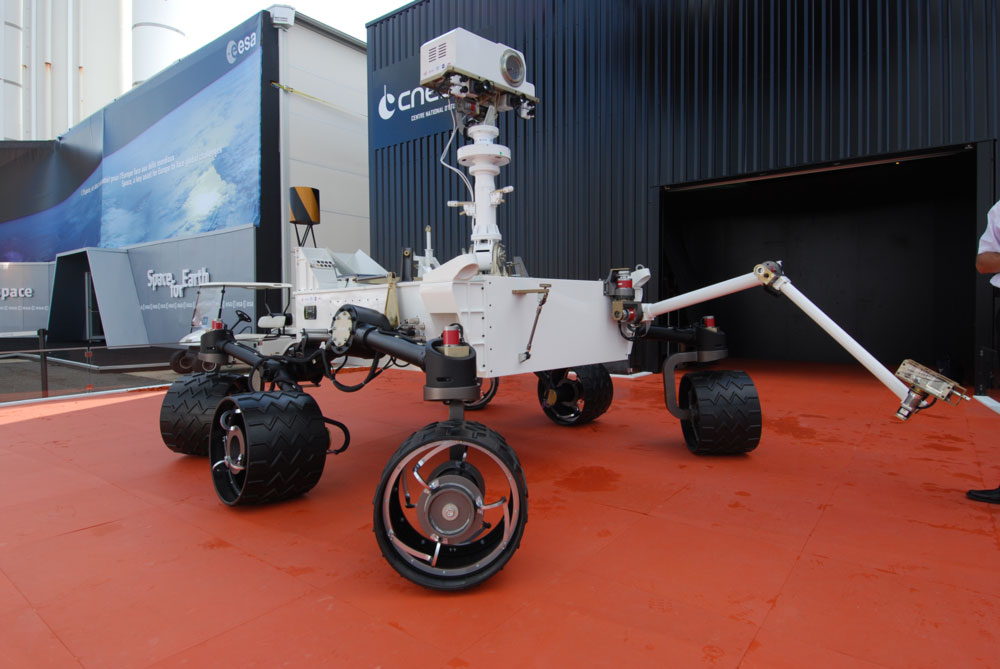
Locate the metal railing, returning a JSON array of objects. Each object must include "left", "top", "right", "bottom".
[{"left": 0, "top": 329, "right": 179, "bottom": 405}]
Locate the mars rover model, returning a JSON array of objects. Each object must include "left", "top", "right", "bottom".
[{"left": 158, "top": 28, "right": 969, "bottom": 590}]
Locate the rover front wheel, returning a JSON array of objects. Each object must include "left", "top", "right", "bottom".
[
  {"left": 373, "top": 420, "right": 527, "bottom": 590},
  {"left": 679, "top": 370, "right": 761, "bottom": 455}
]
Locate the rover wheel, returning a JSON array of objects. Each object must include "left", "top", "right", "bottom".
[
  {"left": 159, "top": 373, "right": 249, "bottom": 456},
  {"left": 169, "top": 350, "right": 195, "bottom": 375},
  {"left": 536, "top": 364, "right": 614, "bottom": 426},
  {"left": 210, "top": 391, "right": 329, "bottom": 506},
  {"left": 464, "top": 377, "right": 499, "bottom": 411},
  {"left": 373, "top": 420, "right": 527, "bottom": 590},
  {"left": 679, "top": 370, "right": 762, "bottom": 455}
]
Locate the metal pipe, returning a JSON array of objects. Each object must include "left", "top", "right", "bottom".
[
  {"left": 43, "top": 0, "right": 51, "bottom": 64},
  {"left": 277, "top": 24, "right": 291, "bottom": 283},
  {"left": 774, "top": 278, "right": 909, "bottom": 401},
  {"left": 643, "top": 325, "right": 697, "bottom": 344},
  {"left": 119, "top": 0, "right": 130, "bottom": 92},
  {"left": 31, "top": 0, "right": 37, "bottom": 138},
  {"left": 67, "top": 0, "right": 73, "bottom": 125},
  {"left": 358, "top": 327, "right": 426, "bottom": 368},
  {"left": 216, "top": 326, "right": 426, "bottom": 381},
  {"left": 641, "top": 272, "right": 760, "bottom": 321},
  {"left": 637, "top": 262, "right": 911, "bottom": 402},
  {"left": 217, "top": 339, "right": 262, "bottom": 367},
  {"left": 43, "top": 0, "right": 51, "bottom": 138},
  {"left": 77, "top": 0, "right": 85, "bottom": 121},
  {"left": 0, "top": 2, "right": 5, "bottom": 138},
  {"left": 37, "top": 328, "right": 48, "bottom": 397}
]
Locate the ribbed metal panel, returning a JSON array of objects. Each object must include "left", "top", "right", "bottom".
[
  {"left": 369, "top": 0, "right": 1000, "bottom": 291},
  {"left": 650, "top": 0, "right": 1000, "bottom": 180}
]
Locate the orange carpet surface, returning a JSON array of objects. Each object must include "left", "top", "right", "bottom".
[{"left": 0, "top": 361, "right": 998, "bottom": 667}]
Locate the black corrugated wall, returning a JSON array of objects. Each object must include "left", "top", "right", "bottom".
[{"left": 368, "top": 0, "right": 1000, "bottom": 375}]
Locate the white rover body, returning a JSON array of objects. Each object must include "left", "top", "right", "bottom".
[
  {"left": 293, "top": 244, "right": 634, "bottom": 378},
  {"left": 158, "top": 28, "right": 969, "bottom": 591}
]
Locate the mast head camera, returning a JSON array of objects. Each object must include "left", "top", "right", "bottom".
[{"left": 420, "top": 28, "right": 537, "bottom": 121}]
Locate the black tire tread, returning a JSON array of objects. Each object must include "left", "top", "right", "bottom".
[
  {"left": 159, "top": 373, "right": 247, "bottom": 456},
  {"left": 680, "top": 370, "right": 762, "bottom": 455},
  {"left": 211, "top": 391, "right": 328, "bottom": 505}
]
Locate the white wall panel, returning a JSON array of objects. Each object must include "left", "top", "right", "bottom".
[
  {"left": 281, "top": 19, "right": 368, "bottom": 258},
  {"left": 285, "top": 107, "right": 366, "bottom": 179}
]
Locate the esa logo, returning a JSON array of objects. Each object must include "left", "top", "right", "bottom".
[{"left": 226, "top": 32, "right": 258, "bottom": 64}]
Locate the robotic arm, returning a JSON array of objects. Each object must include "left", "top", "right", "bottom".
[{"left": 612, "top": 260, "right": 970, "bottom": 420}]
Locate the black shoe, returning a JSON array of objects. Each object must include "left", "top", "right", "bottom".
[{"left": 966, "top": 486, "right": 1000, "bottom": 504}]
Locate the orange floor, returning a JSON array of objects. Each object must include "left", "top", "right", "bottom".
[{"left": 1, "top": 361, "right": 998, "bottom": 667}]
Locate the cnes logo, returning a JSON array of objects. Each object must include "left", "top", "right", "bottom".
[
  {"left": 377, "top": 86, "right": 396, "bottom": 120},
  {"left": 377, "top": 84, "right": 442, "bottom": 121},
  {"left": 226, "top": 32, "right": 258, "bottom": 65}
]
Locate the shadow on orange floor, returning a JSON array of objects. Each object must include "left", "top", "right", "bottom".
[{"left": 0, "top": 361, "right": 998, "bottom": 667}]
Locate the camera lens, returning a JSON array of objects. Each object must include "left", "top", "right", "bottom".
[{"left": 500, "top": 50, "right": 525, "bottom": 86}]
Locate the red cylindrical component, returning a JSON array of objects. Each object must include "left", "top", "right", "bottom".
[
  {"left": 212, "top": 319, "right": 224, "bottom": 330},
  {"left": 442, "top": 325, "right": 461, "bottom": 346},
  {"left": 617, "top": 278, "right": 633, "bottom": 289},
  {"left": 702, "top": 315, "right": 716, "bottom": 328}
]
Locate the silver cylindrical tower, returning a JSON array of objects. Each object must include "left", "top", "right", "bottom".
[
  {"left": 1, "top": 0, "right": 24, "bottom": 139},
  {"left": 132, "top": 0, "right": 187, "bottom": 87}
]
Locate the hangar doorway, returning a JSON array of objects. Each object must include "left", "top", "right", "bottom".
[{"left": 659, "top": 148, "right": 981, "bottom": 384}]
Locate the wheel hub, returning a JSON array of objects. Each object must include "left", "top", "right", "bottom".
[
  {"left": 217, "top": 409, "right": 247, "bottom": 473},
  {"left": 225, "top": 428, "right": 246, "bottom": 472},
  {"left": 545, "top": 379, "right": 579, "bottom": 407},
  {"left": 441, "top": 502, "right": 460, "bottom": 521},
  {"left": 417, "top": 474, "right": 483, "bottom": 544}
]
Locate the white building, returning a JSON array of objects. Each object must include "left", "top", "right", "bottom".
[
  {"left": 0, "top": 4, "right": 371, "bottom": 343},
  {"left": 1, "top": 0, "right": 193, "bottom": 141}
]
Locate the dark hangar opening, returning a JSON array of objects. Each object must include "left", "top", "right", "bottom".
[{"left": 658, "top": 149, "right": 978, "bottom": 382}]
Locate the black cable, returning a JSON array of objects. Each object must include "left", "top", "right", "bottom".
[
  {"left": 618, "top": 321, "right": 649, "bottom": 342},
  {"left": 324, "top": 417, "right": 351, "bottom": 454},
  {"left": 318, "top": 344, "right": 343, "bottom": 378},
  {"left": 331, "top": 354, "right": 384, "bottom": 392},
  {"left": 278, "top": 346, "right": 323, "bottom": 368}
]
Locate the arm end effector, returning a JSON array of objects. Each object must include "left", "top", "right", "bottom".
[{"left": 894, "top": 359, "right": 971, "bottom": 420}]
